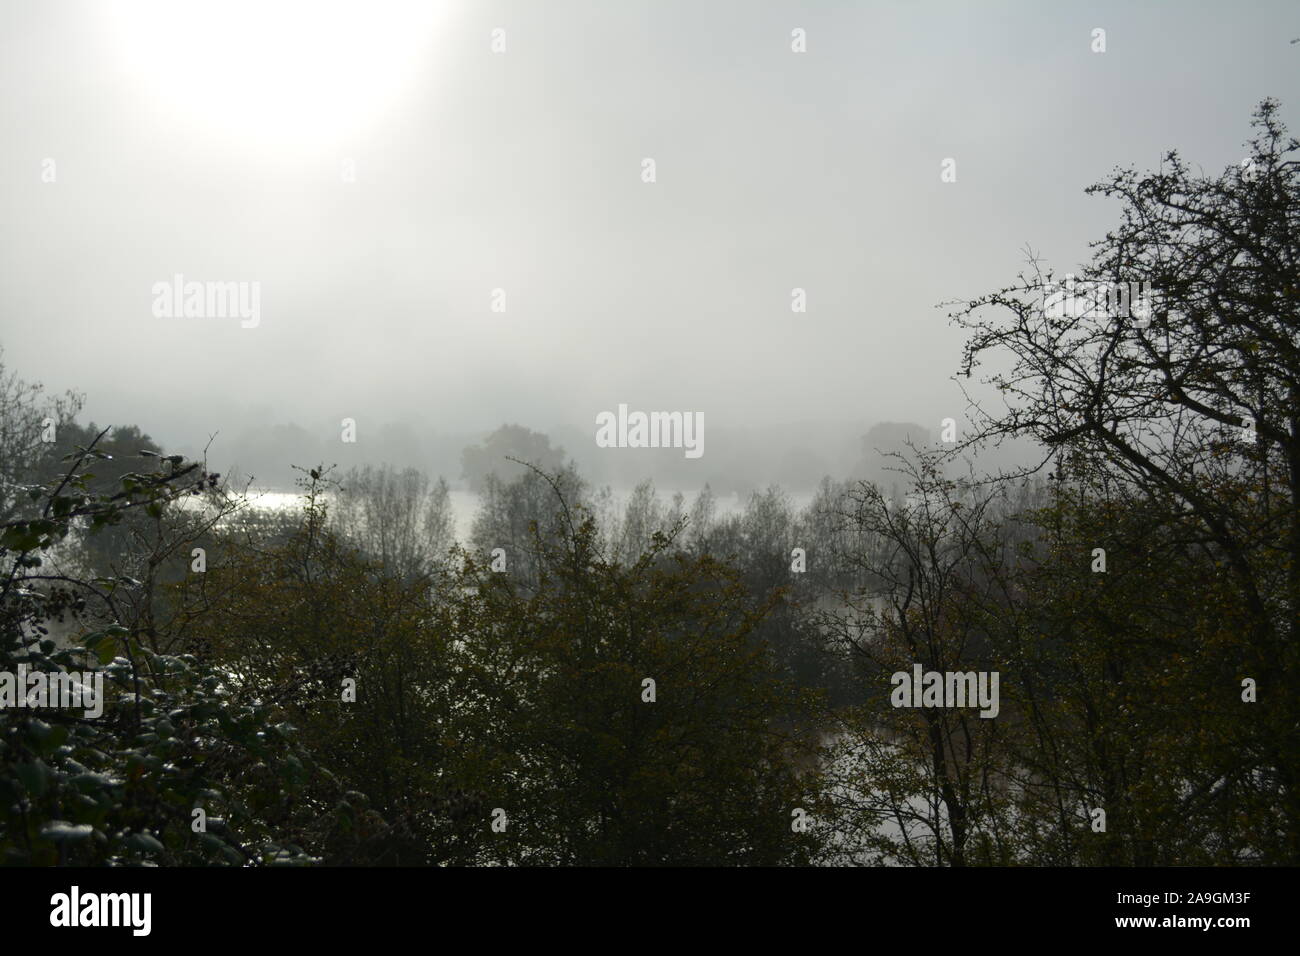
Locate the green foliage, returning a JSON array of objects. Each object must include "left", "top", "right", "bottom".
[
  {"left": 176, "top": 467, "right": 822, "bottom": 865},
  {"left": 439, "top": 507, "right": 822, "bottom": 865},
  {"left": 0, "top": 436, "right": 318, "bottom": 866}
]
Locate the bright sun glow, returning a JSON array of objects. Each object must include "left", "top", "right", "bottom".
[{"left": 104, "top": 0, "right": 446, "bottom": 154}]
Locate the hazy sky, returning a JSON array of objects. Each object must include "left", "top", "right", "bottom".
[{"left": 1, "top": 0, "right": 1296, "bottom": 455}]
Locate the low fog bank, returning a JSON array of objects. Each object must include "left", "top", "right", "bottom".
[{"left": 170, "top": 417, "right": 1040, "bottom": 496}]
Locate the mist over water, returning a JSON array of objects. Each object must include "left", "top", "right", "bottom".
[
  {"left": 2, "top": 0, "right": 1296, "bottom": 897},
  {"left": 243, "top": 485, "right": 818, "bottom": 544}
]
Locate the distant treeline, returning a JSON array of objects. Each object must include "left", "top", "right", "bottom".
[{"left": 176, "top": 416, "right": 1037, "bottom": 496}]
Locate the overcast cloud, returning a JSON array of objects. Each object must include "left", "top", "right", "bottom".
[{"left": 1, "top": 0, "right": 1295, "bottom": 476}]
